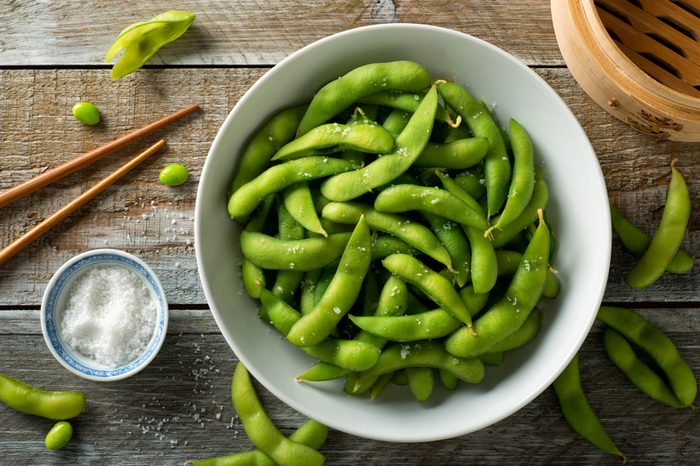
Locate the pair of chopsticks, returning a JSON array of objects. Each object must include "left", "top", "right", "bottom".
[{"left": 0, "top": 103, "right": 200, "bottom": 265}]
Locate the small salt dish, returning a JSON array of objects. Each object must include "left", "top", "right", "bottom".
[{"left": 41, "top": 249, "right": 168, "bottom": 382}]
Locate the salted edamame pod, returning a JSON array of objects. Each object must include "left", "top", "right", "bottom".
[
  {"left": 349, "top": 309, "right": 462, "bottom": 342},
  {"left": 240, "top": 231, "right": 351, "bottom": 271},
  {"left": 597, "top": 306, "right": 696, "bottom": 406},
  {"left": 413, "top": 138, "right": 489, "bottom": 169},
  {"left": 553, "top": 355, "right": 625, "bottom": 461},
  {"left": 0, "top": 373, "right": 86, "bottom": 420},
  {"left": 297, "top": 61, "right": 432, "bottom": 136},
  {"left": 283, "top": 182, "right": 327, "bottom": 236},
  {"left": 490, "top": 178, "right": 549, "bottom": 248},
  {"left": 627, "top": 161, "right": 692, "bottom": 288}
]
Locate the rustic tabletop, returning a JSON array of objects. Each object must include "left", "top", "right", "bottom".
[{"left": 1, "top": 1, "right": 698, "bottom": 465}]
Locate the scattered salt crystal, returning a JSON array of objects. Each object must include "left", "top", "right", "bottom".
[{"left": 59, "top": 264, "right": 157, "bottom": 368}]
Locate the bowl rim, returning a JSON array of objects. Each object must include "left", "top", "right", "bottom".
[
  {"left": 195, "top": 23, "right": 610, "bottom": 442},
  {"left": 40, "top": 248, "right": 169, "bottom": 382}
]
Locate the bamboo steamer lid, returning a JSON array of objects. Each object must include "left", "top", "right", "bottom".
[{"left": 551, "top": 0, "right": 700, "bottom": 142}]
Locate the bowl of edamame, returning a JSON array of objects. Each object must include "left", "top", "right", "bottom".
[{"left": 195, "top": 23, "right": 611, "bottom": 442}]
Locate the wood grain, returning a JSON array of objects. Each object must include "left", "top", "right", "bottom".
[
  {"left": 0, "top": 68, "right": 697, "bottom": 306},
  {"left": 0, "top": 0, "right": 562, "bottom": 67},
  {"left": 0, "top": 308, "right": 697, "bottom": 465}
]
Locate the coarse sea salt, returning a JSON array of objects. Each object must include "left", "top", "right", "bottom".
[{"left": 59, "top": 264, "right": 157, "bottom": 368}]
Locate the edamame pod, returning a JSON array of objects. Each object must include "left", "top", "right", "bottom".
[
  {"left": 295, "top": 362, "right": 350, "bottom": 382},
  {"left": 320, "top": 86, "right": 438, "bottom": 201},
  {"left": 439, "top": 82, "right": 511, "bottom": 217},
  {"left": 446, "top": 210, "right": 550, "bottom": 357},
  {"left": 0, "top": 373, "right": 86, "bottom": 420},
  {"left": 322, "top": 201, "right": 452, "bottom": 269},
  {"left": 370, "top": 235, "right": 418, "bottom": 261},
  {"left": 597, "top": 306, "right": 696, "bottom": 406},
  {"left": 406, "top": 367, "right": 434, "bottom": 402},
  {"left": 488, "top": 308, "right": 541, "bottom": 353},
  {"left": 283, "top": 182, "right": 326, "bottom": 236},
  {"left": 350, "top": 341, "right": 485, "bottom": 394},
  {"left": 272, "top": 202, "right": 305, "bottom": 304},
  {"left": 374, "top": 184, "right": 489, "bottom": 231},
  {"left": 231, "top": 363, "right": 325, "bottom": 466},
  {"left": 230, "top": 105, "right": 307, "bottom": 193},
  {"left": 273, "top": 123, "right": 394, "bottom": 161},
  {"left": 357, "top": 91, "right": 452, "bottom": 123},
  {"left": 240, "top": 231, "right": 351, "bottom": 271},
  {"left": 413, "top": 138, "right": 488, "bottom": 169},
  {"left": 423, "top": 214, "right": 471, "bottom": 287},
  {"left": 228, "top": 156, "right": 358, "bottom": 221},
  {"left": 553, "top": 355, "right": 625, "bottom": 461},
  {"left": 603, "top": 328, "right": 684, "bottom": 408},
  {"left": 241, "top": 258, "right": 266, "bottom": 299},
  {"left": 454, "top": 171, "right": 486, "bottom": 200},
  {"left": 610, "top": 203, "right": 693, "bottom": 274},
  {"left": 298, "top": 61, "right": 432, "bottom": 136},
  {"left": 383, "top": 254, "right": 472, "bottom": 329},
  {"left": 627, "top": 161, "right": 691, "bottom": 288},
  {"left": 490, "top": 178, "right": 549, "bottom": 248},
  {"left": 287, "top": 216, "right": 371, "bottom": 347},
  {"left": 349, "top": 309, "right": 462, "bottom": 342}
]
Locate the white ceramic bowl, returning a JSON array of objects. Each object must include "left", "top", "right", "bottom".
[
  {"left": 196, "top": 24, "right": 610, "bottom": 442},
  {"left": 41, "top": 249, "right": 169, "bottom": 382}
]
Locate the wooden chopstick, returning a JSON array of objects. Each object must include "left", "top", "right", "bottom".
[
  {"left": 0, "top": 139, "right": 166, "bottom": 265},
  {"left": 0, "top": 103, "right": 199, "bottom": 209}
]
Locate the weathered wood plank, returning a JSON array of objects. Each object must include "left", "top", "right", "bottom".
[
  {"left": 0, "top": 308, "right": 697, "bottom": 464},
  {"left": 0, "top": 1, "right": 561, "bottom": 67},
  {"left": 0, "top": 68, "right": 697, "bottom": 307}
]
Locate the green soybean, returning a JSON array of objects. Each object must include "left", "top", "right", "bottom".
[
  {"left": 71, "top": 101, "right": 101, "bottom": 125},
  {"left": 459, "top": 286, "right": 489, "bottom": 317},
  {"left": 603, "top": 328, "right": 684, "bottom": 408},
  {"left": 490, "top": 177, "right": 549, "bottom": 248},
  {"left": 287, "top": 216, "right": 371, "bottom": 346},
  {"left": 369, "top": 373, "right": 395, "bottom": 400},
  {"left": 228, "top": 156, "right": 357, "bottom": 221},
  {"left": 406, "top": 367, "right": 434, "bottom": 402},
  {"left": 159, "top": 163, "right": 189, "bottom": 186},
  {"left": 320, "top": 85, "right": 438, "bottom": 201},
  {"left": 627, "top": 161, "right": 692, "bottom": 288},
  {"left": 413, "top": 138, "right": 489, "bottom": 169},
  {"left": 0, "top": 373, "right": 86, "bottom": 420},
  {"left": 230, "top": 106, "right": 307, "bottom": 193},
  {"left": 553, "top": 355, "right": 625, "bottom": 461},
  {"left": 488, "top": 308, "right": 542, "bottom": 353},
  {"left": 357, "top": 91, "right": 453, "bottom": 123},
  {"left": 240, "top": 231, "right": 350, "bottom": 271},
  {"left": 350, "top": 308, "right": 461, "bottom": 342},
  {"left": 283, "top": 182, "right": 326, "bottom": 236},
  {"left": 297, "top": 61, "right": 431, "bottom": 136},
  {"left": 231, "top": 363, "right": 325, "bottom": 466},
  {"left": 271, "top": 202, "right": 305, "bottom": 303},
  {"left": 45, "top": 421, "right": 73, "bottom": 450},
  {"left": 241, "top": 258, "right": 266, "bottom": 299},
  {"left": 273, "top": 123, "right": 395, "bottom": 161},
  {"left": 370, "top": 235, "right": 418, "bottom": 261},
  {"left": 597, "top": 306, "right": 696, "bottom": 406},
  {"left": 609, "top": 203, "right": 694, "bottom": 274},
  {"left": 423, "top": 214, "right": 471, "bottom": 287}
]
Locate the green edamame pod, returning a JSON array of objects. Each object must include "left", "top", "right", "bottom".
[
  {"left": 287, "top": 216, "right": 371, "bottom": 347},
  {"left": 609, "top": 203, "right": 693, "bottom": 274},
  {"left": 553, "top": 355, "right": 625, "bottom": 461},
  {"left": 627, "top": 161, "right": 691, "bottom": 288},
  {"left": 443, "top": 122, "right": 471, "bottom": 143},
  {"left": 299, "top": 270, "right": 322, "bottom": 315},
  {"left": 495, "top": 249, "right": 559, "bottom": 298},
  {"left": 439, "top": 82, "right": 511, "bottom": 217},
  {"left": 459, "top": 286, "right": 489, "bottom": 317},
  {"left": 413, "top": 138, "right": 489, "bottom": 169},
  {"left": 357, "top": 91, "right": 453, "bottom": 123},
  {"left": 295, "top": 362, "right": 350, "bottom": 382},
  {"left": 283, "top": 182, "right": 327, "bottom": 236},
  {"left": 349, "top": 309, "right": 461, "bottom": 342},
  {"left": 240, "top": 231, "right": 351, "bottom": 271},
  {"left": 446, "top": 210, "right": 550, "bottom": 357},
  {"left": 45, "top": 421, "right": 73, "bottom": 450},
  {"left": 454, "top": 171, "right": 486, "bottom": 200},
  {"left": 381, "top": 109, "right": 411, "bottom": 136},
  {"left": 597, "top": 306, "right": 696, "bottom": 406},
  {"left": 350, "top": 341, "right": 484, "bottom": 394},
  {"left": 423, "top": 214, "right": 471, "bottom": 287},
  {"left": 383, "top": 254, "right": 473, "bottom": 329},
  {"left": 406, "top": 367, "right": 434, "bottom": 402},
  {"left": 374, "top": 184, "right": 489, "bottom": 231},
  {"left": 439, "top": 369, "right": 459, "bottom": 390},
  {"left": 488, "top": 119, "right": 535, "bottom": 234},
  {"left": 231, "top": 363, "right": 325, "bottom": 466},
  {"left": 272, "top": 202, "right": 305, "bottom": 304},
  {"left": 488, "top": 308, "right": 542, "bottom": 353},
  {"left": 370, "top": 235, "right": 418, "bottom": 261},
  {"left": 464, "top": 225, "right": 498, "bottom": 294},
  {"left": 230, "top": 105, "right": 307, "bottom": 193},
  {"left": 320, "top": 85, "right": 438, "bottom": 201},
  {"left": 490, "top": 178, "right": 549, "bottom": 248},
  {"left": 0, "top": 373, "right": 86, "bottom": 420},
  {"left": 228, "top": 156, "right": 358, "bottom": 221},
  {"left": 603, "top": 328, "right": 684, "bottom": 408},
  {"left": 260, "top": 290, "right": 380, "bottom": 371},
  {"left": 241, "top": 258, "right": 266, "bottom": 299},
  {"left": 297, "top": 61, "right": 431, "bottom": 136},
  {"left": 272, "top": 123, "right": 395, "bottom": 161},
  {"left": 369, "top": 373, "right": 394, "bottom": 400},
  {"left": 322, "top": 201, "right": 452, "bottom": 269}
]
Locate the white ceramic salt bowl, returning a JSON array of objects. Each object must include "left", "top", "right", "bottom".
[
  {"left": 195, "top": 24, "right": 611, "bottom": 442},
  {"left": 41, "top": 249, "right": 168, "bottom": 382}
]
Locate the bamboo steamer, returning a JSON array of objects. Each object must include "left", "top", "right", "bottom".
[{"left": 551, "top": 0, "right": 700, "bottom": 142}]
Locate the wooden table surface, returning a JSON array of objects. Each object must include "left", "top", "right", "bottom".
[{"left": 1, "top": 1, "right": 698, "bottom": 464}]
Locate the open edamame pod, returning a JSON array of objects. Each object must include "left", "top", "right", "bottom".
[
  {"left": 627, "top": 161, "right": 692, "bottom": 288},
  {"left": 597, "top": 306, "right": 696, "bottom": 406},
  {"left": 553, "top": 355, "right": 626, "bottom": 462},
  {"left": 0, "top": 373, "right": 86, "bottom": 420}
]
